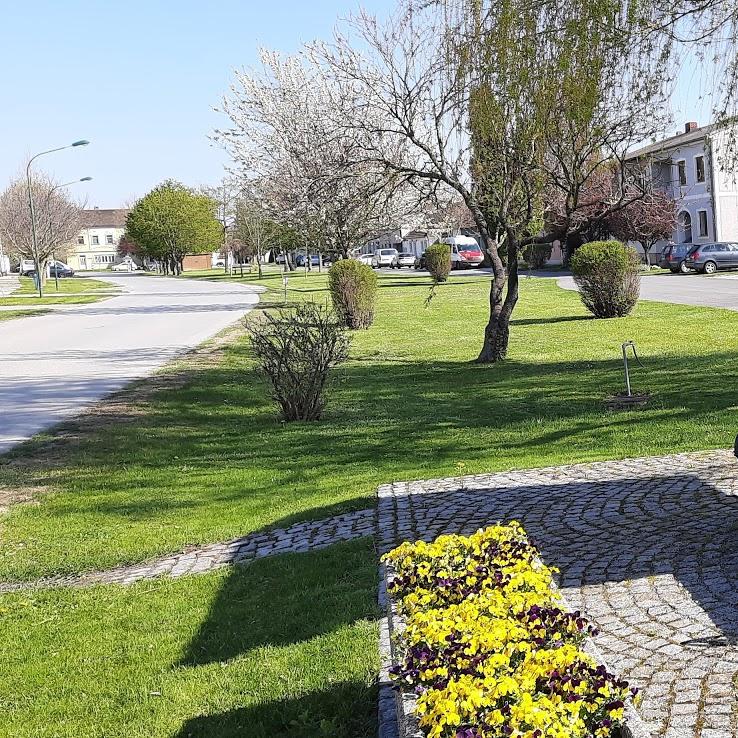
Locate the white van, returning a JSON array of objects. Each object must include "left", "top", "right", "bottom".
[{"left": 442, "top": 236, "right": 484, "bottom": 269}]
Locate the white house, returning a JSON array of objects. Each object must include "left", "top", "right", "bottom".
[
  {"left": 625, "top": 121, "right": 738, "bottom": 259},
  {"left": 66, "top": 208, "right": 130, "bottom": 270}
]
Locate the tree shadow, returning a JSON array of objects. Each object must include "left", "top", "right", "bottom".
[
  {"left": 510, "top": 315, "right": 593, "bottom": 327},
  {"left": 178, "top": 537, "right": 378, "bottom": 666},
  {"left": 173, "top": 680, "right": 377, "bottom": 738},
  {"left": 392, "top": 469, "right": 738, "bottom": 642}
]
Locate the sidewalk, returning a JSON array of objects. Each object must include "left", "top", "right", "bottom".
[{"left": 0, "top": 275, "right": 20, "bottom": 297}]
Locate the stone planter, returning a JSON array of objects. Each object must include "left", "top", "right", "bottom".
[{"left": 378, "top": 561, "right": 652, "bottom": 738}]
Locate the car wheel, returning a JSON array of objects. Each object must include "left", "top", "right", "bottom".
[
  {"left": 678, "top": 261, "right": 690, "bottom": 274},
  {"left": 703, "top": 260, "right": 717, "bottom": 275}
]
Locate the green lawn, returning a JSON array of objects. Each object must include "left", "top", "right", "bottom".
[
  {"left": 0, "top": 308, "right": 52, "bottom": 322},
  {"left": 2, "top": 271, "right": 738, "bottom": 582},
  {"left": 0, "top": 276, "right": 119, "bottom": 306},
  {"left": 3, "top": 268, "right": 738, "bottom": 735},
  {"left": 0, "top": 538, "right": 378, "bottom": 738}
]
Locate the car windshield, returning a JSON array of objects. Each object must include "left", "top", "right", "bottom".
[
  {"left": 380, "top": 249, "right": 396, "bottom": 255},
  {"left": 398, "top": 252, "right": 412, "bottom": 257},
  {"left": 457, "top": 243, "right": 481, "bottom": 252}
]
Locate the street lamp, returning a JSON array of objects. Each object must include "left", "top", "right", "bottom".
[
  {"left": 47, "top": 177, "right": 93, "bottom": 290},
  {"left": 26, "top": 140, "right": 90, "bottom": 297}
]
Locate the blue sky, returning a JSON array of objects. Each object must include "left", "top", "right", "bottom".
[
  {"left": 0, "top": 0, "right": 394, "bottom": 207},
  {"left": 1, "top": 1, "right": 709, "bottom": 207}
]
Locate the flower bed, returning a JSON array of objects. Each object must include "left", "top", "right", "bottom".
[{"left": 382, "top": 523, "right": 640, "bottom": 738}]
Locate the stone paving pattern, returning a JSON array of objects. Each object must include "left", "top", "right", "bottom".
[
  {"left": 377, "top": 450, "right": 738, "bottom": 738},
  {"left": 0, "top": 509, "right": 374, "bottom": 593}
]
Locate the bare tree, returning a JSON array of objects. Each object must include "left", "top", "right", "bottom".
[
  {"left": 201, "top": 177, "right": 240, "bottom": 273},
  {"left": 233, "top": 191, "right": 286, "bottom": 278},
  {"left": 0, "top": 173, "right": 82, "bottom": 288}
]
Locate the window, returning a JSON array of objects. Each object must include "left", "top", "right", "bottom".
[
  {"left": 698, "top": 210, "right": 709, "bottom": 238},
  {"left": 106, "top": 234, "right": 114, "bottom": 245},
  {"left": 93, "top": 254, "right": 115, "bottom": 264},
  {"left": 92, "top": 235, "right": 99, "bottom": 245},
  {"left": 695, "top": 156, "right": 706, "bottom": 183},
  {"left": 677, "top": 160, "right": 687, "bottom": 186},
  {"left": 77, "top": 235, "right": 84, "bottom": 245}
]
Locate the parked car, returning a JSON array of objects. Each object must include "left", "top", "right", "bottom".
[
  {"left": 357, "top": 253, "right": 375, "bottom": 266},
  {"left": 111, "top": 260, "right": 139, "bottom": 272},
  {"left": 392, "top": 251, "right": 417, "bottom": 269},
  {"left": 19, "top": 259, "right": 36, "bottom": 276},
  {"left": 49, "top": 262, "right": 74, "bottom": 278},
  {"left": 372, "top": 248, "right": 399, "bottom": 268},
  {"left": 684, "top": 242, "right": 738, "bottom": 274},
  {"left": 295, "top": 253, "right": 321, "bottom": 267},
  {"left": 659, "top": 243, "right": 691, "bottom": 273}
]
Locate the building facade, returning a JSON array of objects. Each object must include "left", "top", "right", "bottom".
[
  {"left": 626, "top": 122, "right": 738, "bottom": 258},
  {"left": 66, "top": 208, "right": 129, "bottom": 270}
]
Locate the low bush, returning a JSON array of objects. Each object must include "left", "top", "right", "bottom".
[
  {"left": 328, "top": 259, "right": 378, "bottom": 329},
  {"left": 425, "top": 242, "right": 451, "bottom": 282},
  {"left": 246, "top": 302, "right": 350, "bottom": 421},
  {"left": 383, "top": 524, "right": 637, "bottom": 738},
  {"left": 570, "top": 240, "right": 641, "bottom": 318}
]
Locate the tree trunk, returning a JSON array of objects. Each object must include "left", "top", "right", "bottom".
[{"left": 476, "top": 234, "right": 519, "bottom": 363}]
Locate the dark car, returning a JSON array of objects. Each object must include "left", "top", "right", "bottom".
[
  {"left": 659, "top": 243, "right": 691, "bottom": 273},
  {"left": 684, "top": 242, "right": 738, "bottom": 274},
  {"left": 295, "top": 253, "right": 323, "bottom": 267},
  {"left": 49, "top": 264, "right": 74, "bottom": 278}
]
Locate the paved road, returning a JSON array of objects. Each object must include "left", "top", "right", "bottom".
[
  {"left": 559, "top": 272, "right": 738, "bottom": 310},
  {"left": 0, "top": 274, "right": 260, "bottom": 454}
]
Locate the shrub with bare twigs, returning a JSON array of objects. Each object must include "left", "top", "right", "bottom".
[{"left": 246, "top": 302, "right": 350, "bottom": 421}]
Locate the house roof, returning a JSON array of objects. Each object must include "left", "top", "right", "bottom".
[
  {"left": 403, "top": 230, "right": 428, "bottom": 239},
  {"left": 626, "top": 123, "right": 716, "bottom": 161},
  {"left": 81, "top": 208, "right": 130, "bottom": 229}
]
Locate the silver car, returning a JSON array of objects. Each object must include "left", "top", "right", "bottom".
[
  {"left": 392, "top": 251, "right": 417, "bottom": 269},
  {"left": 372, "top": 248, "right": 398, "bottom": 268}
]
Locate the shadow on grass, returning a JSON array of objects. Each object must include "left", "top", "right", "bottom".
[
  {"left": 510, "top": 314, "right": 593, "bottom": 327},
  {"left": 178, "top": 537, "right": 378, "bottom": 666},
  {"left": 6, "top": 345, "right": 738, "bottom": 509},
  {"left": 175, "top": 538, "right": 378, "bottom": 738},
  {"left": 174, "top": 680, "right": 377, "bottom": 738}
]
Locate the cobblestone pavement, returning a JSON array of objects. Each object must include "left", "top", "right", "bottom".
[
  {"left": 377, "top": 450, "right": 738, "bottom": 738},
  {"left": 0, "top": 508, "right": 374, "bottom": 593}
]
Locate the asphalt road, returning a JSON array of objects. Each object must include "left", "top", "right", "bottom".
[
  {"left": 0, "top": 274, "right": 260, "bottom": 454},
  {"left": 558, "top": 272, "right": 738, "bottom": 311}
]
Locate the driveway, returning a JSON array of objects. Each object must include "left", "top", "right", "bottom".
[
  {"left": 559, "top": 272, "right": 738, "bottom": 311},
  {"left": 0, "top": 274, "right": 260, "bottom": 453}
]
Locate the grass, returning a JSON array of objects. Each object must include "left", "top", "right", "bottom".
[
  {"left": 3, "top": 267, "right": 738, "bottom": 735},
  {"left": 2, "top": 271, "right": 738, "bottom": 581},
  {"left": 0, "top": 537, "right": 379, "bottom": 738},
  {"left": 0, "top": 276, "right": 119, "bottom": 306},
  {"left": 0, "top": 308, "right": 52, "bottom": 322},
  {"left": 13, "top": 276, "right": 116, "bottom": 294}
]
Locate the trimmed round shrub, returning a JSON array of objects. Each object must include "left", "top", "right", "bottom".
[
  {"left": 328, "top": 259, "right": 378, "bottom": 329},
  {"left": 424, "top": 242, "right": 451, "bottom": 282},
  {"left": 570, "top": 240, "right": 641, "bottom": 318}
]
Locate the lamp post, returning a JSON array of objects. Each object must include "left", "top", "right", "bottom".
[
  {"left": 26, "top": 140, "right": 89, "bottom": 297},
  {"left": 47, "top": 177, "right": 93, "bottom": 291}
]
